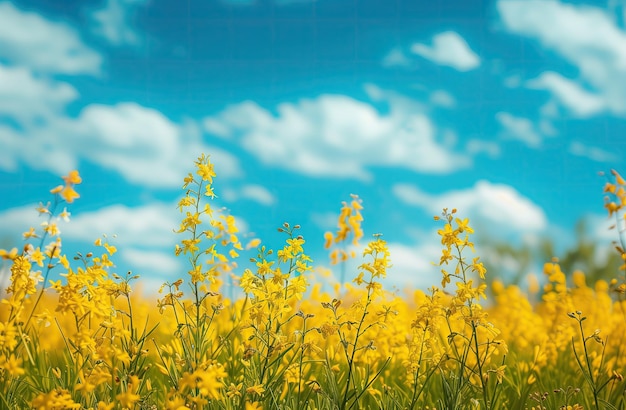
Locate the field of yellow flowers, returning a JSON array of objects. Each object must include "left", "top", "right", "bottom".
[{"left": 1, "top": 154, "right": 625, "bottom": 410}]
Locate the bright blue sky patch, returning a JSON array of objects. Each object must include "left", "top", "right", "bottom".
[{"left": 0, "top": 0, "right": 625, "bottom": 292}]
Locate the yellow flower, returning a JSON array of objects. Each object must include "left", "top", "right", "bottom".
[
  {"left": 181, "top": 238, "right": 201, "bottom": 254},
  {"left": 36, "top": 201, "right": 51, "bottom": 214},
  {"left": 58, "top": 207, "right": 71, "bottom": 222},
  {"left": 323, "top": 231, "right": 333, "bottom": 249},
  {"left": 182, "top": 172, "right": 194, "bottom": 188},
  {"left": 493, "top": 365, "right": 506, "bottom": 384},
  {"left": 246, "top": 384, "right": 265, "bottom": 395},
  {"left": 29, "top": 247, "right": 46, "bottom": 267},
  {"left": 246, "top": 238, "right": 261, "bottom": 249},
  {"left": 6, "top": 256, "right": 36, "bottom": 298},
  {"left": 471, "top": 257, "right": 487, "bottom": 279},
  {"left": 31, "top": 389, "right": 81, "bottom": 409},
  {"left": 205, "top": 185, "right": 216, "bottom": 198},
  {"left": 0, "top": 247, "right": 18, "bottom": 260},
  {"left": 41, "top": 221, "right": 60, "bottom": 236},
  {"left": 196, "top": 161, "right": 216, "bottom": 182},
  {"left": 116, "top": 375, "right": 141, "bottom": 408},
  {"left": 58, "top": 254, "right": 70, "bottom": 269},
  {"left": 226, "top": 383, "right": 243, "bottom": 398},
  {"left": 103, "top": 242, "right": 117, "bottom": 255},
  {"left": 455, "top": 217, "right": 474, "bottom": 234},
  {"left": 0, "top": 353, "right": 25, "bottom": 376},
  {"left": 62, "top": 170, "right": 82, "bottom": 185},
  {"left": 353, "top": 272, "right": 365, "bottom": 285},
  {"left": 60, "top": 185, "right": 80, "bottom": 203},
  {"left": 50, "top": 185, "right": 63, "bottom": 194},
  {"left": 178, "top": 364, "right": 227, "bottom": 399},
  {"left": 23, "top": 227, "right": 38, "bottom": 239}
]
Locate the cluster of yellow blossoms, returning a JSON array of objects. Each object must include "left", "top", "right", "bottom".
[{"left": 0, "top": 156, "right": 625, "bottom": 409}]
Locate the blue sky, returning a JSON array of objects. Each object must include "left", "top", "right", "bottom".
[{"left": 1, "top": 0, "right": 625, "bottom": 292}]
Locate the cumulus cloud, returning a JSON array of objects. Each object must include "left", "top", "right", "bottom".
[
  {"left": 411, "top": 31, "right": 480, "bottom": 71},
  {"left": 386, "top": 242, "right": 442, "bottom": 290},
  {"left": 90, "top": 0, "right": 147, "bottom": 46},
  {"left": 526, "top": 72, "right": 605, "bottom": 118},
  {"left": 498, "top": 0, "right": 626, "bottom": 117},
  {"left": 0, "top": 65, "right": 78, "bottom": 126},
  {"left": 0, "top": 4, "right": 240, "bottom": 188},
  {"left": 465, "top": 139, "right": 501, "bottom": 158},
  {"left": 496, "top": 112, "right": 542, "bottom": 148},
  {"left": 0, "top": 1, "right": 101, "bottom": 75},
  {"left": 587, "top": 212, "right": 621, "bottom": 245},
  {"left": 0, "top": 205, "right": 45, "bottom": 238},
  {"left": 429, "top": 90, "right": 456, "bottom": 108},
  {"left": 62, "top": 203, "right": 179, "bottom": 247},
  {"left": 0, "top": 100, "right": 242, "bottom": 187},
  {"left": 73, "top": 103, "right": 232, "bottom": 187},
  {"left": 120, "top": 248, "right": 182, "bottom": 276},
  {"left": 382, "top": 47, "right": 413, "bottom": 68},
  {"left": 392, "top": 180, "right": 547, "bottom": 237},
  {"left": 569, "top": 141, "right": 619, "bottom": 163},
  {"left": 65, "top": 203, "right": 183, "bottom": 278},
  {"left": 222, "top": 184, "right": 276, "bottom": 206},
  {"left": 203, "top": 88, "right": 471, "bottom": 180}
]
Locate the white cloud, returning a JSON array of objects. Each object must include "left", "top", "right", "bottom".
[
  {"left": 0, "top": 126, "right": 22, "bottom": 171},
  {"left": 222, "top": 184, "right": 276, "bottom": 206},
  {"left": 387, "top": 242, "right": 441, "bottom": 289},
  {"left": 62, "top": 203, "right": 179, "bottom": 247},
  {"left": 539, "top": 118, "right": 558, "bottom": 136},
  {"left": 1, "top": 100, "right": 242, "bottom": 187},
  {"left": 587, "top": 212, "right": 621, "bottom": 245},
  {"left": 569, "top": 141, "right": 619, "bottom": 163},
  {"left": 392, "top": 180, "right": 547, "bottom": 237},
  {"left": 574, "top": 212, "right": 623, "bottom": 269},
  {"left": 90, "top": 0, "right": 147, "bottom": 47},
  {"left": 75, "top": 103, "right": 204, "bottom": 187},
  {"left": 203, "top": 89, "right": 471, "bottom": 179},
  {"left": 0, "top": 3, "right": 240, "bottom": 189},
  {"left": 495, "top": 112, "right": 542, "bottom": 148},
  {"left": 382, "top": 47, "right": 413, "bottom": 68},
  {"left": 0, "top": 65, "right": 78, "bottom": 126},
  {"left": 527, "top": 72, "right": 605, "bottom": 118},
  {"left": 392, "top": 184, "right": 428, "bottom": 207},
  {"left": 122, "top": 248, "right": 182, "bottom": 276},
  {"left": 498, "top": 0, "right": 626, "bottom": 116},
  {"left": 411, "top": 31, "right": 480, "bottom": 71},
  {"left": 429, "top": 90, "right": 456, "bottom": 108},
  {"left": 498, "top": 1, "right": 626, "bottom": 70},
  {"left": 0, "top": 205, "right": 46, "bottom": 238},
  {"left": 88, "top": 199, "right": 249, "bottom": 245},
  {"left": 0, "top": 1, "right": 101, "bottom": 75},
  {"left": 465, "top": 139, "right": 501, "bottom": 158},
  {"left": 504, "top": 74, "right": 522, "bottom": 88},
  {"left": 310, "top": 211, "right": 339, "bottom": 231}
]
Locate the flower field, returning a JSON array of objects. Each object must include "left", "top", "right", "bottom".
[{"left": 1, "top": 154, "right": 625, "bottom": 410}]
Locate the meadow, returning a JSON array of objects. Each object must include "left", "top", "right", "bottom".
[{"left": 1, "top": 154, "right": 625, "bottom": 409}]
